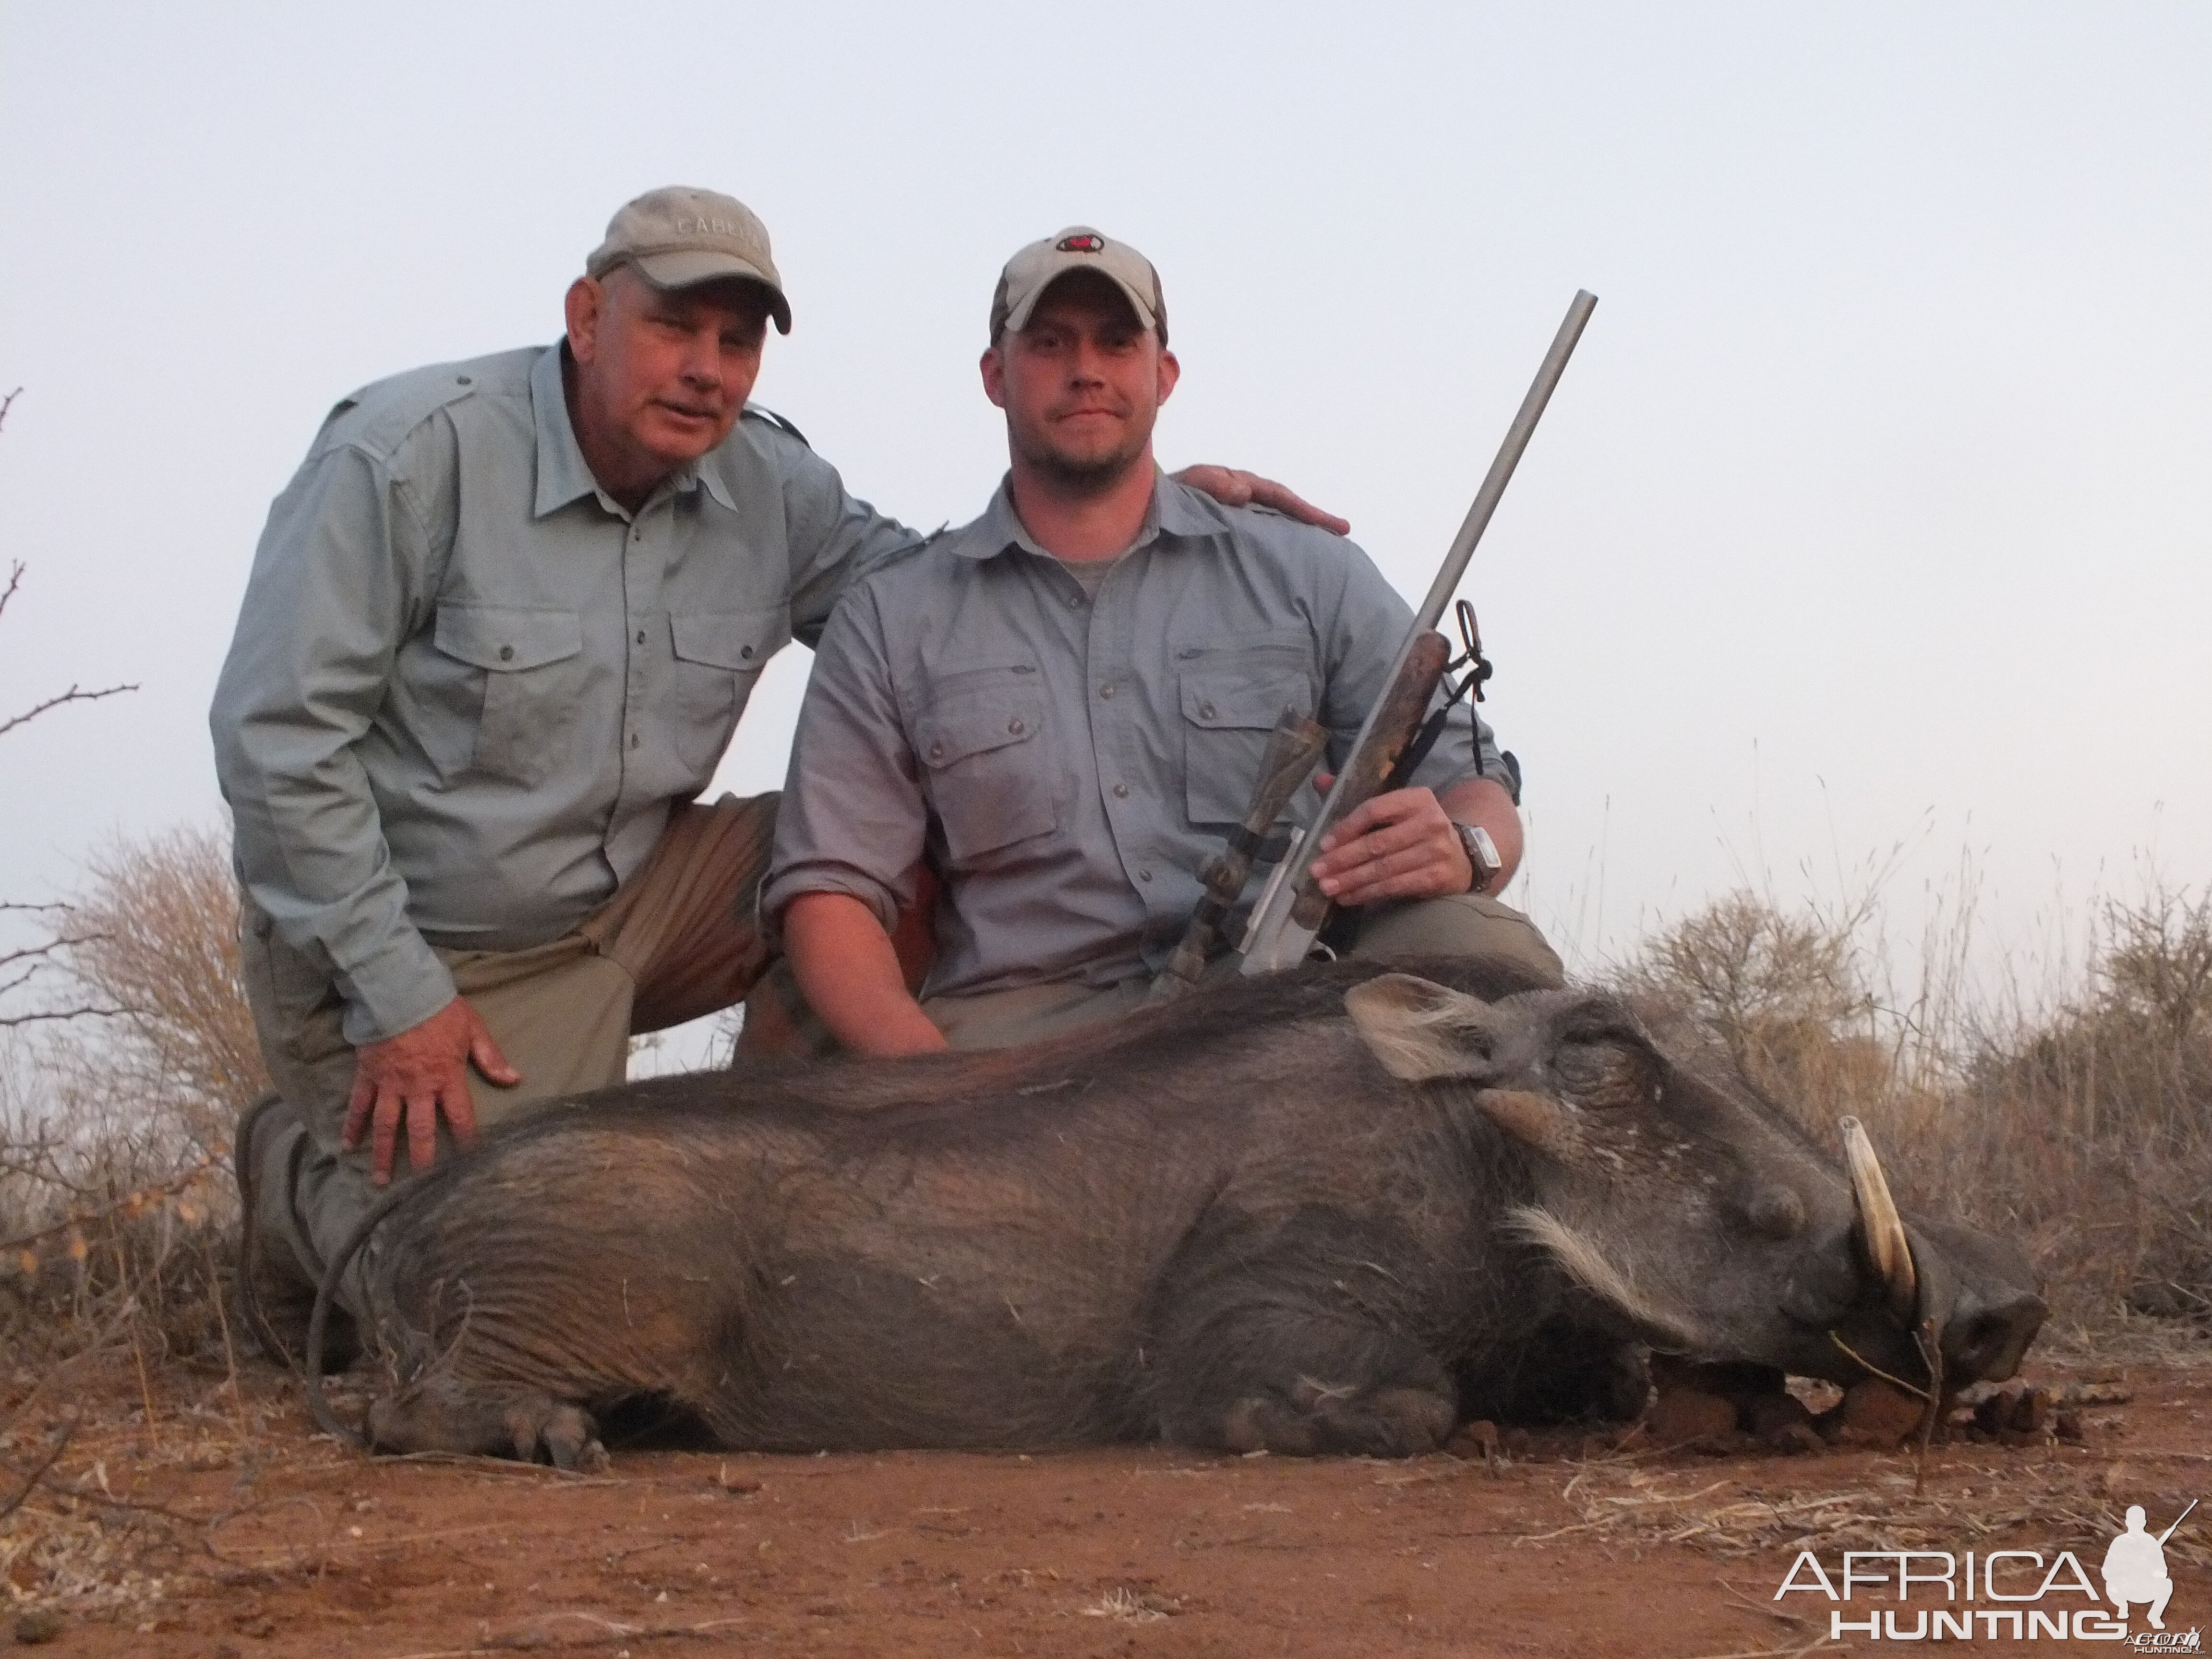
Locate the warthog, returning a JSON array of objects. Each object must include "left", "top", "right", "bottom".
[{"left": 311, "top": 957, "right": 2043, "bottom": 1466}]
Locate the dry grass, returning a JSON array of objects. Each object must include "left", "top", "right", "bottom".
[
  {"left": 0, "top": 825, "right": 263, "bottom": 1626},
  {"left": 2, "top": 825, "right": 259, "bottom": 1377},
  {"left": 1522, "top": 1450, "right": 2208, "bottom": 1566},
  {"left": 1616, "top": 881, "right": 2212, "bottom": 1334}
]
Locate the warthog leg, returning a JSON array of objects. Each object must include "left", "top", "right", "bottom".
[
  {"left": 1215, "top": 1370, "right": 1458, "bottom": 1456},
  {"left": 365, "top": 1374, "right": 609, "bottom": 1471},
  {"left": 1149, "top": 1213, "right": 1461, "bottom": 1456}
]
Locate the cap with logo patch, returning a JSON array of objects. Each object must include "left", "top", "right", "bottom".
[
  {"left": 586, "top": 186, "right": 792, "bottom": 335},
  {"left": 989, "top": 226, "right": 1166, "bottom": 346}
]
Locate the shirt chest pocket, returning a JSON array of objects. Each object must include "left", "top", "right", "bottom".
[
  {"left": 668, "top": 608, "right": 792, "bottom": 778},
  {"left": 1179, "top": 669, "right": 1317, "bottom": 828},
  {"left": 914, "top": 687, "right": 1057, "bottom": 866},
  {"left": 433, "top": 604, "right": 585, "bottom": 788}
]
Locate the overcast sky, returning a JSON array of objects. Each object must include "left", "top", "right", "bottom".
[{"left": 2, "top": 2, "right": 2205, "bottom": 1023}]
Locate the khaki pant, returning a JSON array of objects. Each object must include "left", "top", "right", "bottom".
[{"left": 240, "top": 793, "right": 780, "bottom": 1328}]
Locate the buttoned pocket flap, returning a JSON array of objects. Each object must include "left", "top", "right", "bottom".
[
  {"left": 435, "top": 605, "right": 582, "bottom": 673},
  {"left": 916, "top": 696, "right": 1045, "bottom": 769},
  {"left": 1179, "top": 671, "right": 1310, "bottom": 731},
  {"left": 1181, "top": 670, "right": 1315, "bottom": 828},
  {"left": 671, "top": 608, "right": 791, "bottom": 671}
]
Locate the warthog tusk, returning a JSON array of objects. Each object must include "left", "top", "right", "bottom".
[{"left": 1840, "top": 1116, "right": 1918, "bottom": 1325}]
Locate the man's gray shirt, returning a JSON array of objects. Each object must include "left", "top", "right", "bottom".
[
  {"left": 212, "top": 343, "right": 919, "bottom": 1046},
  {"left": 762, "top": 478, "right": 1505, "bottom": 999}
]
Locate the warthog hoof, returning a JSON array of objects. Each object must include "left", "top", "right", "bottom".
[
  {"left": 367, "top": 1379, "right": 609, "bottom": 1470},
  {"left": 1219, "top": 1378, "right": 1456, "bottom": 1456}
]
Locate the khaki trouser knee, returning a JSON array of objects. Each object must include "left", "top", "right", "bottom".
[
  {"left": 1348, "top": 891, "right": 1565, "bottom": 986},
  {"left": 920, "top": 891, "right": 1564, "bottom": 1053},
  {"left": 238, "top": 793, "right": 780, "bottom": 1319}
]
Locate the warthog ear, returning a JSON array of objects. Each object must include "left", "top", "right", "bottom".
[{"left": 1344, "top": 974, "right": 1515, "bottom": 1082}]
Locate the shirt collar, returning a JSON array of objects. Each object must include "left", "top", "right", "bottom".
[
  {"left": 962, "top": 471, "right": 1209, "bottom": 562},
  {"left": 529, "top": 343, "right": 714, "bottom": 519}
]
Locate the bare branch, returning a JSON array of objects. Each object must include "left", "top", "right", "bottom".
[
  {"left": 0, "top": 1415, "right": 78, "bottom": 1524},
  {"left": 2, "top": 931, "right": 110, "bottom": 971},
  {"left": 0, "top": 679, "right": 140, "bottom": 740},
  {"left": 0, "top": 1004, "right": 132, "bottom": 1028},
  {"left": 0, "top": 1147, "right": 227, "bottom": 1254},
  {"left": 1, "top": 545, "right": 141, "bottom": 737},
  {"left": 0, "top": 386, "right": 18, "bottom": 433}
]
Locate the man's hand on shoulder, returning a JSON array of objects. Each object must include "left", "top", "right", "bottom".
[
  {"left": 342, "top": 996, "right": 522, "bottom": 1185},
  {"left": 1170, "top": 465, "right": 1351, "bottom": 536}
]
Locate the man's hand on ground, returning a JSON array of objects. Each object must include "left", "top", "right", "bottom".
[
  {"left": 342, "top": 996, "right": 521, "bottom": 1185},
  {"left": 1169, "top": 466, "right": 1351, "bottom": 536},
  {"left": 1308, "top": 782, "right": 1473, "bottom": 905}
]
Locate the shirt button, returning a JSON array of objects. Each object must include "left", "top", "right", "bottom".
[
  {"left": 1099, "top": 683, "right": 1116, "bottom": 699},
  {"left": 741, "top": 645, "right": 755, "bottom": 660},
  {"left": 1067, "top": 593, "right": 1082, "bottom": 608},
  {"left": 635, "top": 630, "right": 647, "bottom": 646},
  {"left": 1138, "top": 868, "right": 1154, "bottom": 882},
  {"left": 455, "top": 374, "right": 472, "bottom": 385},
  {"left": 498, "top": 645, "right": 515, "bottom": 661},
  {"left": 1112, "top": 782, "right": 1129, "bottom": 798},
  {"left": 1007, "top": 717, "right": 1026, "bottom": 736},
  {"left": 1200, "top": 701, "right": 1217, "bottom": 720},
  {"left": 629, "top": 733, "right": 640, "bottom": 748},
  {"left": 928, "top": 742, "right": 945, "bottom": 760}
]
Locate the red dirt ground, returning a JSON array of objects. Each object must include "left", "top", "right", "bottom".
[{"left": 4, "top": 1344, "right": 2208, "bottom": 1657}]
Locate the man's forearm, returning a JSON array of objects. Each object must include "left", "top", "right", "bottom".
[
  {"left": 782, "top": 892, "right": 948, "bottom": 1057},
  {"left": 213, "top": 440, "right": 456, "bottom": 1045},
  {"left": 1438, "top": 777, "right": 1524, "bottom": 892}
]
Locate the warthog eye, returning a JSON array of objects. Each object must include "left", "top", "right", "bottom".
[{"left": 1552, "top": 1037, "right": 1659, "bottom": 1111}]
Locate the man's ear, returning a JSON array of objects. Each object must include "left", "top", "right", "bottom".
[
  {"left": 1344, "top": 974, "right": 1513, "bottom": 1083},
  {"left": 1155, "top": 347, "right": 1180, "bottom": 406},
  {"left": 980, "top": 344, "right": 1008, "bottom": 409},
  {"left": 565, "top": 276, "right": 604, "bottom": 364}
]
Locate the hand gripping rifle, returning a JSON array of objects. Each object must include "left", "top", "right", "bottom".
[{"left": 1235, "top": 289, "right": 1598, "bottom": 976}]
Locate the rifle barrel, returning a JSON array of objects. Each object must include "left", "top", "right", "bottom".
[
  {"left": 2157, "top": 1498, "right": 2198, "bottom": 1544},
  {"left": 1411, "top": 289, "right": 1597, "bottom": 635},
  {"left": 1239, "top": 289, "right": 1597, "bottom": 974}
]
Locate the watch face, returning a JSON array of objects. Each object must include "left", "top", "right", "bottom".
[{"left": 1456, "top": 822, "right": 1500, "bottom": 887}]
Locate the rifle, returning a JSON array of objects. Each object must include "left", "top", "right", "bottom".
[
  {"left": 1147, "top": 709, "right": 1330, "bottom": 1002},
  {"left": 2158, "top": 1499, "right": 2198, "bottom": 1545},
  {"left": 1237, "top": 289, "right": 1597, "bottom": 975}
]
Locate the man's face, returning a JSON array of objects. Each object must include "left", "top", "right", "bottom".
[
  {"left": 981, "top": 273, "right": 1179, "bottom": 493},
  {"left": 565, "top": 266, "right": 771, "bottom": 486}
]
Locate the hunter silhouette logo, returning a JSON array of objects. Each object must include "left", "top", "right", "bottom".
[
  {"left": 1774, "top": 1494, "right": 2199, "bottom": 1643},
  {"left": 2108, "top": 1501, "right": 2193, "bottom": 1633},
  {"left": 1057, "top": 233, "right": 1106, "bottom": 253}
]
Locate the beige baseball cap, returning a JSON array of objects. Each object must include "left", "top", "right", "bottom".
[
  {"left": 586, "top": 186, "right": 792, "bottom": 334},
  {"left": 989, "top": 226, "right": 1166, "bottom": 345}
]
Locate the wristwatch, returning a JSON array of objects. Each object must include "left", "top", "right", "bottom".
[{"left": 1451, "top": 822, "right": 1502, "bottom": 893}]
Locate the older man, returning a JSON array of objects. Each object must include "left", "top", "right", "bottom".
[
  {"left": 762, "top": 227, "right": 1562, "bottom": 1056},
  {"left": 215, "top": 190, "right": 1334, "bottom": 1353}
]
